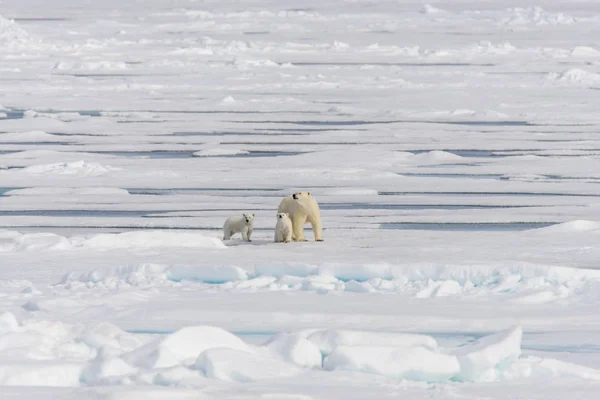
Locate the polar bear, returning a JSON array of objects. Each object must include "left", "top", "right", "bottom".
[
  {"left": 274, "top": 212, "right": 293, "bottom": 243},
  {"left": 277, "top": 192, "right": 323, "bottom": 242},
  {"left": 223, "top": 213, "right": 255, "bottom": 242}
]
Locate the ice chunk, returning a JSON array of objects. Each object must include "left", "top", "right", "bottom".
[
  {"left": 0, "top": 362, "right": 82, "bottom": 386},
  {"left": 307, "top": 329, "right": 437, "bottom": 355},
  {"left": 79, "top": 322, "right": 144, "bottom": 353},
  {"left": 0, "top": 312, "right": 19, "bottom": 334},
  {"left": 324, "top": 345, "right": 460, "bottom": 382},
  {"left": 195, "top": 348, "right": 299, "bottom": 382},
  {"left": 81, "top": 352, "right": 137, "bottom": 384},
  {"left": 168, "top": 264, "right": 248, "bottom": 283},
  {"left": 265, "top": 333, "right": 323, "bottom": 368},
  {"left": 123, "top": 326, "right": 252, "bottom": 369},
  {"left": 255, "top": 263, "right": 319, "bottom": 278},
  {"left": 453, "top": 326, "right": 522, "bottom": 382}
]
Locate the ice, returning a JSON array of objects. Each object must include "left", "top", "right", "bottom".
[
  {"left": 530, "top": 220, "right": 600, "bottom": 233},
  {"left": 82, "top": 231, "right": 227, "bottom": 250},
  {"left": 195, "top": 348, "right": 300, "bottom": 382},
  {"left": 193, "top": 148, "right": 249, "bottom": 157},
  {"left": 323, "top": 345, "right": 460, "bottom": 382},
  {"left": 0, "top": 232, "right": 71, "bottom": 253},
  {"left": 22, "top": 161, "right": 120, "bottom": 176},
  {"left": 265, "top": 333, "right": 323, "bottom": 368},
  {"left": 0, "top": 313, "right": 19, "bottom": 334},
  {"left": 307, "top": 330, "right": 438, "bottom": 355},
  {"left": 453, "top": 326, "right": 523, "bottom": 382},
  {"left": 3, "top": 0, "right": 600, "bottom": 397},
  {"left": 0, "top": 14, "right": 29, "bottom": 43},
  {"left": 81, "top": 351, "right": 137, "bottom": 384},
  {"left": 123, "top": 326, "right": 252, "bottom": 369},
  {"left": 0, "top": 362, "right": 82, "bottom": 387}
]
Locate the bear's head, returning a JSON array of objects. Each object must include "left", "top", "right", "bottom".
[
  {"left": 277, "top": 212, "right": 290, "bottom": 220},
  {"left": 292, "top": 191, "right": 311, "bottom": 200},
  {"left": 242, "top": 213, "right": 255, "bottom": 224}
]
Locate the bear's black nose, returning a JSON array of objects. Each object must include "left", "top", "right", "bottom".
[
  {"left": 278, "top": 215, "right": 282, "bottom": 218},
  {"left": 293, "top": 194, "right": 297, "bottom": 199}
]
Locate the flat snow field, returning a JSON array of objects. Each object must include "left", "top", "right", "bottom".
[{"left": 2, "top": 0, "right": 600, "bottom": 398}]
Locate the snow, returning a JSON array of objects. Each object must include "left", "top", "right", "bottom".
[
  {"left": 123, "top": 326, "right": 252, "bottom": 369},
  {"left": 2, "top": 0, "right": 600, "bottom": 398},
  {"left": 195, "top": 347, "right": 300, "bottom": 382},
  {"left": 454, "top": 326, "right": 523, "bottom": 382},
  {"left": 265, "top": 333, "right": 323, "bottom": 368},
  {"left": 307, "top": 330, "right": 438, "bottom": 355},
  {"left": 324, "top": 345, "right": 460, "bottom": 382}
]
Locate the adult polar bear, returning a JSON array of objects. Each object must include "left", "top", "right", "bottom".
[{"left": 277, "top": 192, "right": 323, "bottom": 242}]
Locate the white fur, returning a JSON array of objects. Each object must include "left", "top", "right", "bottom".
[
  {"left": 223, "top": 213, "right": 255, "bottom": 242},
  {"left": 274, "top": 213, "right": 293, "bottom": 243},
  {"left": 277, "top": 192, "right": 323, "bottom": 242}
]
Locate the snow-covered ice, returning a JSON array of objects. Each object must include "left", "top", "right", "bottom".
[{"left": 2, "top": 0, "right": 600, "bottom": 398}]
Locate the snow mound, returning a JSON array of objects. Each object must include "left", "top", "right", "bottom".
[
  {"left": 324, "top": 345, "right": 460, "bottom": 382},
  {"left": 411, "top": 150, "right": 463, "bottom": 163},
  {"left": 82, "top": 231, "right": 227, "bottom": 250},
  {"left": 0, "top": 14, "right": 29, "bottom": 42},
  {"left": 530, "top": 220, "right": 600, "bottom": 233},
  {"left": 420, "top": 4, "right": 446, "bottom": 14},
  {"left": 79, "top": 322, "right": 144, "bottom": 354},
  {"left": 81, "top": 351, "right": 137, "bottom": 384},
  {"left": 124, "top": 326, "right": 253, "bottom": 369},
  {"left": 62, "top": 263, "right": 244, "bottom": 289},
  {"left": 168, "top": 264, "right": 248, "bottom": 283},
  {"left": 307, "top": 330, "right": 437, "bottom": 355},
  {"left": 0, "top": 131, "right": 66, "bottom": 143},
  {"left": 23, "top": 160, "right": 120, "bottom": 176},
  {"left": 193, "top": 148, "right": 249, "bottom": 157},
  {"left": 453, "top": 326, "right": 523, "bottom": 382},
  {"left": 571, "top": 46, "right": 600, "bottom": 58},
  {"left": 0, "top": 312, "right": 19, "bottom": 334},
  {"left": 53, "top": 60, "right": 129, "bottom": 71},
  {"left": 506, "top": 357, "right": 600, "bottom": 381},
  {"left": 0, "top": 232, "right": 71, "bottom": 253},
  {"left": 0, "top": 362, "right": 82, "bottom": 387},
  {"left": 547, "top": 69, "right": 600, "bottom": 85},
  {"left": 266, "top": 333, "right": 323, "bottom": 368},
  {"left": 503, "top": 7, "right": 576, "bottom": 26},
  {"left": 195, "top": 348, "right": 300, "bottom": 382}
]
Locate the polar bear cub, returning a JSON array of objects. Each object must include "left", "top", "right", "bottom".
[
  {"left": 277, "top": 191, "right": 323, "bottom": 242},
  {"left": 274, "top": 212, "right": 293, "bottom": 243},
  {"left": 223, "top": 213, "right": 255, "bottom": 242}
]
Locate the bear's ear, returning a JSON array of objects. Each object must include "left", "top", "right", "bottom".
[{"left": 252, "top": 213, "right": 255, "bottom": 217}]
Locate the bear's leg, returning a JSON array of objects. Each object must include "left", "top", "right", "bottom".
[
  {"left": 247, "top": 228, "right": 253, "bottom": 242},
  {"left": 241, "top": 228, "right": 249, "bottom": 242},
  {"left": 284, "top": 228, "right": 292, "bottom": 243},
  {"left": 292, "top": 216, "right": 306, "bottom": 241},
  {"left": 223, "top": 223, "right": 231, "bottom": 240},
  {"left": 307, "top": 216, "right": 323, "bottom": 241}
]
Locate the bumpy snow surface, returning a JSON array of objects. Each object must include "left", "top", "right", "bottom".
[{"left": 2, "top": 0, "right": 600, "bottom": 399}]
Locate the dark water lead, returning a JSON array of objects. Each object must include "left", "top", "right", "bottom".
[
  {"left": 400, "top": 173, "right": 503, "bottom": 179},
  {"left": 380, "top": 222, "right": 556, "bottom": 231},
  {"left": 127, "top": 188, "right": 283, "bottom": 196}
]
